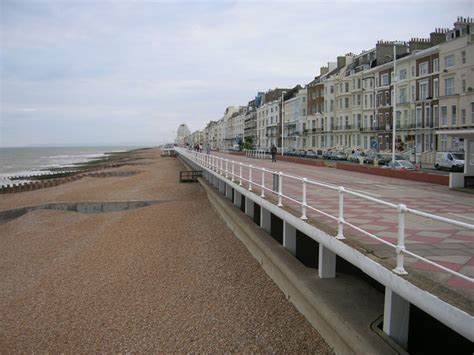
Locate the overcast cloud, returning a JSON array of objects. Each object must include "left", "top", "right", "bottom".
[{"left": 1, "top": 0, "right": 472, "bottom": 147}]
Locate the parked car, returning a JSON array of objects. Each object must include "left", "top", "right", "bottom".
[
  {"left": 306, "top": 149, "right": 318, "bottom": 158},
  {"left": 296, "top": 150, "right": 307, "bottom": 157},
  {"left": 322, "top": 151, "right": 333, "bottom": 160},
  {"left": 365, "top": 153, "right": 390, "bottom": 165},
  {"left": 386, "top": 160, "right": 416, "bottom": 171},
  {"left": 348, "top": 151, "right": 366, "bottom": 163},
  {"left": 330, "top": 151, "right": 347, "bottom": 160},
  {"left": 434, "top": 152, "right": 464, "bottom": 171},
  {"left": 285, "top": 148, "right": 297, "bottom": 156}
]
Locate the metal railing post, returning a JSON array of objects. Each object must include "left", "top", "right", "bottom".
[
  {"left": 394, "top": 204, "right": 408, "bottom": 275},
  {"left": 278, "top": 172, "right": 283, "bottom": 206},
  {"left": 220, "top": 157, "right": 223, "bottom": 175},
  {"left": 301, "top": 178, "right": 308, "bottom": 220},
  {"left": 239, "top": 163, "right": 243, "bottom": 185},
  {"left": 225, "top": 159, "right": 229, "bottom": 178},
  {"left": 261, "top": 168, "right": 266, "bottom": 198},
  {"left": 231, "top": 161, "right": 235, "bottom": 182},
  {"left": 336, "top": 186, "right": 345, "bottom": 239},
  {"left": 248, "top": 165, "right": 253, "bottom": 191}
]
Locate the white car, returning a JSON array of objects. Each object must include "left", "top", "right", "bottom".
[{"left": 386, "top": 160, "right": 416, "bottom": 171}]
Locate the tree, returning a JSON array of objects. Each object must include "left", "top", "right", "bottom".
[{"left": 243, "top": 137, "right": 253, "bottom": 150}]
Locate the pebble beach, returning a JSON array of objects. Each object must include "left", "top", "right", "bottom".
[{"left": 0, "top": 148, "right": 332, "bottom": 353}]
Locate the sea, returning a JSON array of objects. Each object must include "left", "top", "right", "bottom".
[{"left": 0, "top": 146, "right": 145, "bottom": 187}]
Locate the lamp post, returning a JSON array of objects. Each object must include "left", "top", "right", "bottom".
[
  {"left": 392, "top": 42, "right": 404, "bottom": 167},
  {"left": 281, "top": 91, "right": 287, "bottom": 156}
]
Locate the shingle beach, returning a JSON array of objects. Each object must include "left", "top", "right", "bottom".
[{"left": 0, "top": 148, "right": 332, "bottom": 353}]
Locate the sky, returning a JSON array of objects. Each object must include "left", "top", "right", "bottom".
[{"left": 0, "top": 0, "right": 472, "bottom": 147}]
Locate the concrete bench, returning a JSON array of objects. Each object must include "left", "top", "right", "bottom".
[{"left": 179, "top": 170, "right": 203, "bottom": 183}]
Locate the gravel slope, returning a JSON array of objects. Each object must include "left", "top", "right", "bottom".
[{"left": 0, "top": 149, "right": 332, "bottom": 353}]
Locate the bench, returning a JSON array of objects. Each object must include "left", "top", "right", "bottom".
[
  {"left": 179, "top": 170, "right": 203, "bottom": 183},
  {"left": 464, "top": 176, "right": 474, "bottom": 188}
]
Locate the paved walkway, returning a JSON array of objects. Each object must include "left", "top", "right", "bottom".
[{"left": 210, "top": 152, "right": 474, "bottom": 308}]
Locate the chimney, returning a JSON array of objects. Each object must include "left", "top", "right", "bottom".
[
  {"left": 337, "top": 56, "right": 346, "bottom": 68},
  {"left": 430, "top": 28, "right": 448, "bottom": 45},
  {"left": 376, "top": 40, "right": 409, "bottom": 65},
  {"left": 320, "top": 66, "right": 329, "bottom": 75}
]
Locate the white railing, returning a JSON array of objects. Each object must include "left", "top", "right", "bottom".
[
  {"left": 244, "top": 149, "right": 271, "bottom": 159},
  {"left": 177, "top": 148, "right": 474, "bottom": 284}
]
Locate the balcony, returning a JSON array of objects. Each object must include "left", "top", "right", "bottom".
[{"left": 398, "top": 123, "right": 416, "bottom": 130}]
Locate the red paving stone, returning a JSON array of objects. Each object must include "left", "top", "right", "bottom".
[{"left": 207, "top": 152, "right": 474, "bottom": 299}]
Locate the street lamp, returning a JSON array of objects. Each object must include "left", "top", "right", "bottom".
[
  {"left": 392, "top": 41, "right": 404, "bottom": 167},
  {"left": 281, "top": 90, "right": 287, "bottom": 156}
]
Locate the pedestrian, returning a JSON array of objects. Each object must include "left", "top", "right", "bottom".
[
  {"left": 206, "top": 143, "right": 211, "bottom": 155},
  {"left": 270, "top": 144, "right": 277, "bottom": 162}
]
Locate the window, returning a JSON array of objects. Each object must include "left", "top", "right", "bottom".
[
  {"left": 440, "top": 134, "right": 447, "bottom": 151},
  {"left": 345, "top": 97, "right": 349, "bottom": 108},
  {"left": 461, "top": 51, "right": 466, "bottom": 64},
  {"left": 345, "top": 82, "right": 349, "bottom": 92},
  {"left": 364, "top": 95, "right": 368, "bottom": 107},
  {"left": 369, "top": 94, "right": 373, "bottom": 108},
  {"left": 462, "top": 79, "right": 466, "bottom": 93},
  {"left": 396, "top": 111, "right": 401, "bottom": 128},
  {"left": 330, "top": 86, "right": 334, "bottom": 93},
  {"left": 416, "top": 107, "right": 422, "bottom": 127},
  {"left": 419, "top": 81, "right": 429, "bottom": 100},
  {"left": 399, "top": 68, "right": 407, "bottom": 80},
  {"left": 411, "top": 85, "right": 415, "bottom": 102},
  {"left": 471, "top": 102, "right": 474, "bottom": 123},
  {"left": 425, "top": 106, "right": 431, "bottom": 127},
  {"left": 433, "top": 58, "right": 439, "bottom": 72},
  {"left": 461, "top": 109, "right": 466, "bottom": 124},
  {"left": 433, "top": 79, "right": 439, "bottom": 98},
  {"left": 451, "top": 105, "right": 457, "bottom": 125},
  {"left": 433, "top": 106, "right": 439, "bottom": 127},
  {"left": 357, "top": 94, "right": 361, "bottom": 106},
  {"left": 381, "top": 74, "right": 389, "bottom": 86},
  {"left": 302, "top": 97, "right": 306, "bottom": 102},
  {"left": 312, "top": 92, "right": 316, "bottom": 99},
  {"left": 411, "top": 66, "right": 415, "bottom": 77},
  {"left": 330, "top": 100, "right": 334, "bottom": 111},
  {"left": 399, "top": 87, "right": 407, "bottom": 103},
  {"left": 419, "top": 62, "right": 429, "bottom": 76},
  {"left": 358, "top": 79, "right": 361, "bottom": 89},
  {"left": 441, "top": 106, "right": 447, "bottom": 126},
  {"left": 445, "top": 78, "right": 454, "bottom": 96},
  {"left": 445, "top": 54, "right": 454, "bottom": 68}
]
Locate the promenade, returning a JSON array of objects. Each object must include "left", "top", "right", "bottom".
[
  {"left": 0, "top": 149, "right": 332, "bottom": 353},
  {"left": 210, "top": 151, "right": 474, "bottom": 310}
]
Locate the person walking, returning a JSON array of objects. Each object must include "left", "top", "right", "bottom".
[{"left": 270, "top": 144, "right": 277, "bottom": 162}]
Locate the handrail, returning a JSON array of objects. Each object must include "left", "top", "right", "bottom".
[
  {"left": 177, "top": 147, "right": 474, "bottom": 283},
  {"left": 244, "top": 149, "right": 271, "bottom": 159}
]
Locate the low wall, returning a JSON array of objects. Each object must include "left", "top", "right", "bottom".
[
  {"left": 277, "top": 156, "right": 326, "bottom": 166},
  {"left": 336, "top": 163, "right": 449, "bottom": 186}
]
